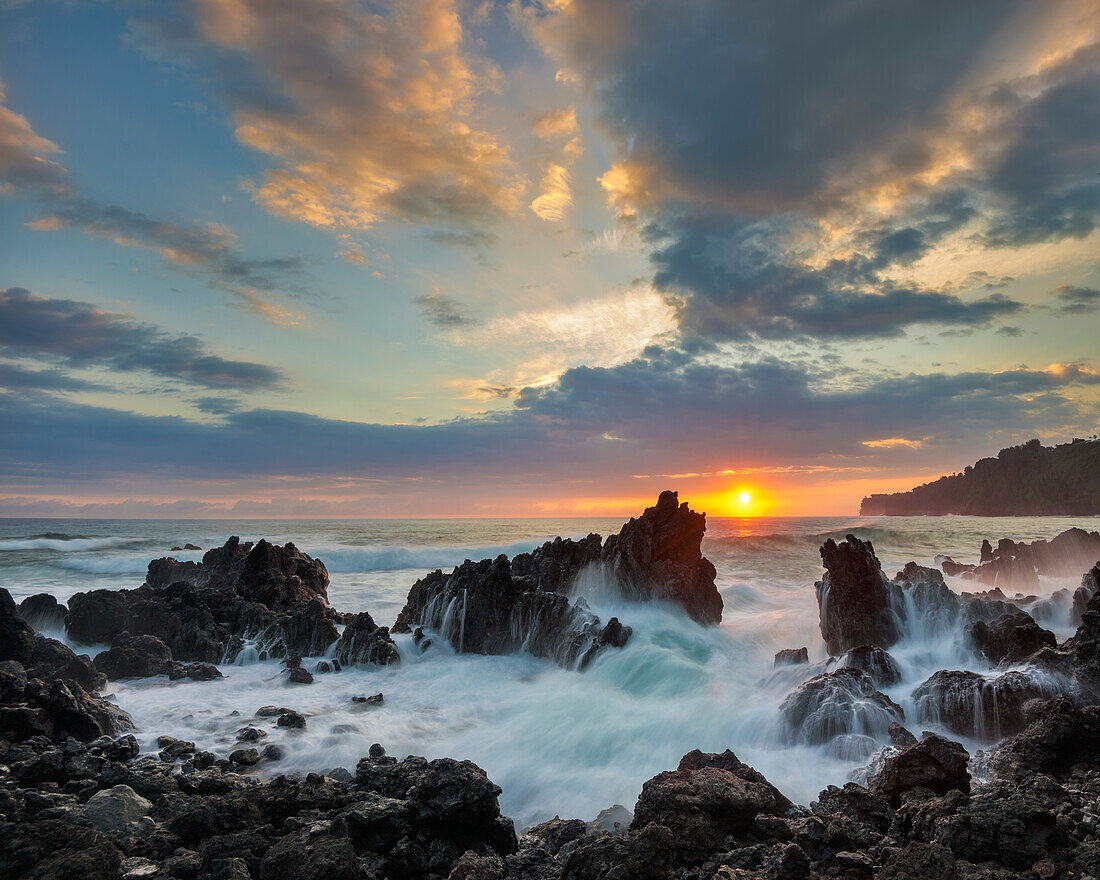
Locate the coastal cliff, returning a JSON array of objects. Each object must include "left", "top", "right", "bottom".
[{"left": 860, "top": 438, "right": 1100, "bottom": 516}]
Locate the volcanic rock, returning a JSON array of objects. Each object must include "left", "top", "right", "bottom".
[
  {"left": 965, "top": 609, "right": 1055, "bottom": 666},
  {"left": 910, "top": 668, "right": 1060, "bottom": 740},
  {"left": 85, "top": 785, "right": 153, "bottom": 832},
  {"left": 333, "top": 611, "right": 400, "bottom": 666},
  {"left": 779, "top": 668, "right": 903, "bottom": 745},
  {"left": 774, "top": 647, "right": 808, "bottom": 667},
  {"left": 630, "top": 749, "right": 789, "bottom": 864},
  {"left": 598, "top": 490, "right": 721, "bottom": 624},
  {"left": 394, "top": 492, "right": 718, "bottom": 670},
  {"left": 66, "top": 538, "right": 343, "bottom": 664},
  {"left": 94, "top": 633, "right": 175, "bottom": 680},
  {"left": 868, "top": 733, "right": 971, "bottom": 806},
  {"left": 16, "top": 593, "right": 67, "bottom": 631},
  {"left": 815, "top": 535, "right": 900, "bottom": 655},
  {"left": 397, "top": 555, "right": 631, "bottom": 670},
  {"left": 832, "top": 644, "right": 902, "bottom": 686},
  {"left": 989, "top": 694, "right": 1100, "bottom": 779}
]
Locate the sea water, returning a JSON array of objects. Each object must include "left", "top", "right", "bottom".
[{"left": 2, "top": 514, "right": 1097, "bottom": 827}]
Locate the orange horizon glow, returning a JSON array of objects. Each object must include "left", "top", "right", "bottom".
[{"left": 0, "top": 471, "right": 949, "bottom": 519}]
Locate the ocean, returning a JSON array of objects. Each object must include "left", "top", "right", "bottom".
[{"left": 2, "top": 513, "right": 1097, "bottom": 827}]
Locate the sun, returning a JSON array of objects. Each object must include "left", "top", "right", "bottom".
[{"left": 738, "top": 491, "right": 752, "bottom": 505}]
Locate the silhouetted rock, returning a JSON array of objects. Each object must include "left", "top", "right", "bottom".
[
  {"left": 779, "top": 667, "right": 903, "bottom": 745},
  {"left": 16, "top": 593, "right": 67, "bottom": 631},
  {"left": 599, "top": 490, "right": 721, "bottom": 624},
  {"left": 815, "top": 535, "right": 900, "bottom": 655},
  {"left": 869, "top": 733, "right": 970, "bottom": 807},
  {"left": 965, "top": 609, "right": 1055, "bottom": 665},
  {"left": 397, "top": 555, "right": 630, "bottom": 670}
]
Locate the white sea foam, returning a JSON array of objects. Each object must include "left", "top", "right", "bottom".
[{"left": 4, "top": 513, "right": 1098, "bottom": 826}]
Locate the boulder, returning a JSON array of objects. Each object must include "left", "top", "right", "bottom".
[
  {"left": 93, "top": 633, "right": 175, "bottom": 680},
  {"left": 989, "top": 694, "right": 1100, "bottom": 779},
  {"left": 868, "top": 733, "right": 970, "bottom": 806},
  {"left": 85, "top": 784, "right": 153, "bottom": 832},
  {"left": 779, "top": 668, "right": 903, "bottom": 745},
  {"left": 911, "top": 668, "right": 1060, "bottom": 740},
  {"left": 815, "top": 536, "right": 900, "bottom": 655},
  {"left": 333, "top": 611, "right": 401, "bottom": 666},
  {"left": 16, "top": 593, "right": 67, "bottom": 631},
  {"left": 774, "top": 647, "right": 808, "bottom": 667},
  {"left": 965, "top": 609, "right": 1055, "bottom": 666},
  {"left": 630, "top": 749, "right": 789, "bottom": 864},
  {"left": 832, "top": 644, "right": 902, "bottom": 686}
]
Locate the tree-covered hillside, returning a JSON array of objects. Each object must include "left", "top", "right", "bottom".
[{"left": 860, "top": 438, "right": 1100, "bottom": 516}]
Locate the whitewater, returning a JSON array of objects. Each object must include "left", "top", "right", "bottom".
[{"left": 2, "top": 513, "right": 1097, "bottom": 828}]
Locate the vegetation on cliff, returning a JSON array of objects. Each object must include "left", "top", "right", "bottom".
[{"left": 861, "top": 438, "right": 1100, "bottom": 516}]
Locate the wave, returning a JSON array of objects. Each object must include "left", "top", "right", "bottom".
[
  {"left": 0, "top": 536, "right": 147, "bottom": 552},
  {"left": 707, "top": 533, "right": 804, "bottom": 552},
  {"left": 318, "top": 539, "right": 554, "bottom": 573}
]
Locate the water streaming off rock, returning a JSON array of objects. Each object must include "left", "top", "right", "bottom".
[{"left": 2, "top": 513, "right": 1096, "bottom": 827}]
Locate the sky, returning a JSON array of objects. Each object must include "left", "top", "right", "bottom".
[{"left": 0, "top": 0, "right": 1099, "bottom": 518}]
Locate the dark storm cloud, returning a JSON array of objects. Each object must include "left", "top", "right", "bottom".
[
  {"left": 4, "top": 355, "right": 1096, "bottom": 486},
  {"left": 538, "top": 0, "right": 1096, "bottom": 342},
  {"left": 648, "top": 212, "right": 1022, "bottom": 340},
  {"left": 0, "top": 287, "right": 284, "bottom": 390},
  {"left": 563, "top": 0, "right": 1025, "bottom": 210},
  {"left": 982, "top": 70, "right": 1100, "bottom": 247},
  {"left": 1054, "top": 285, "right": 1100, "bottom": 314}
]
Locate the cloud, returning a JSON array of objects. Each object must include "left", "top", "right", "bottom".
[
  {"left": 0, "top": 83, "right": 303, "bottom": 324},
  {"left": 0, "top": 363, "right": 107, "bottom": 394},
  {"left": 530, "top": 162, "right": 573, "bottom": 222},
  {"left": 414, "top": 286, "right": 478, "bottom": 327},
  {"left": 5, "top": 348, "right": 1098, "bottom": 494},
  {"left": 522, "top": 0, "right": 1099, "bottom": 342},
  {"left": 1054, "top": 284, "right": 1100, "bottom": 314},
  {"left": 0, "top": 287, "right": 284, "bottom": 390},
  {"left": 532, "top": 106, "right": 580, "bottom": 140},
  {"left": 130, "top": 0, "right": 524, "bottom": 231},
  {"left": 0, "top": 78, "right": 68, "bottom": 189}
]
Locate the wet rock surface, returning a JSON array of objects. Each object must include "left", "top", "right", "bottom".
[
  {"left": 815, "top": 535, "right": 900, "bottom": 655},
  {"left": 5, "top": 524, "right": 1100, "bottom": 880},
  {"left": 395, "top": 492, "right": 718, "bottom": 670},
  {"left": 779, "top": 668, "right": 903, "bottom": 746},
  {"left": 65, "top": 538, "right": 349, "bottom": 665}
]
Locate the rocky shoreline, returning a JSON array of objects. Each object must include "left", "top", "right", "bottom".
[{"left": 3, "top": 496, "right": 1100, "bottom": 879}]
